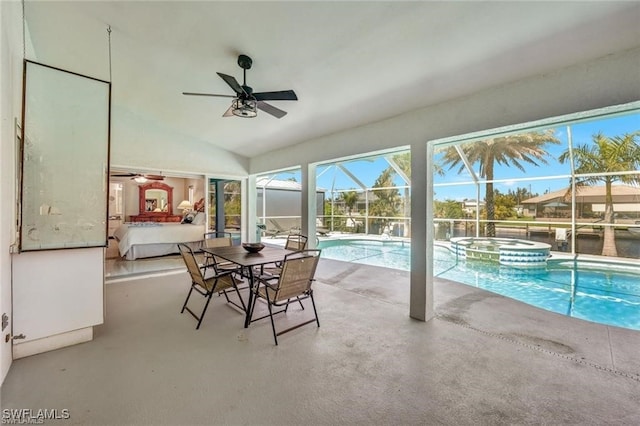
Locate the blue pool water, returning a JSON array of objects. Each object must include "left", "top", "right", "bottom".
[{"left": 317, "top": 239, "right": 640, "bottom": 331}]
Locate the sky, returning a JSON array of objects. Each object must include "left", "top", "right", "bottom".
[
  {"left": 432, "top": 111, "right": 640, "bottom": 201},
  {"left": 262, "top": 109, "right": 639, "bottom": 200}
]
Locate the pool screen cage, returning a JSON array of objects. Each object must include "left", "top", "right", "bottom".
[
  {"left": 430, "top": 103, "right": 640, "bottom": 261},
  {"left": 257, "top": 102, "right": 640, "bottom": 262},
  {"left": 257, "top": 150, "right": 412, "bottom": 239}
]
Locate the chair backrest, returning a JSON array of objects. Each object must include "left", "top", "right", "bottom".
[
  {"left": 285, "top": 234, "right": 308, "bottom": 251},
  {"left": 274, "top": 249, "right": 321, "bottom": 302},
  {"left": 178, "top": 243, "right": 210, "bottom": 291},
  {"left": 204, "top": 231, "right": 232, "bottom": 248}
]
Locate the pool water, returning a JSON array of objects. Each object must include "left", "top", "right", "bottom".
[
  {"left": 317, "top": 239, "right": 640, "bottom": 331},
  {"left": 318, "top": 239, "right": 412, "bottom": 270}
]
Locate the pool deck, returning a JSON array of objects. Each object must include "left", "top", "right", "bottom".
[
  {"left": 5, "top": 253, "right": 639, "bottom": 424},
  {"left": 318, "top": 258, "right": 640, "bottom": 377}
]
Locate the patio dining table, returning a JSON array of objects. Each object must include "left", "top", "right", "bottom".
[{"left": 201, "top": 245, "right": 294, "bottom": 327}]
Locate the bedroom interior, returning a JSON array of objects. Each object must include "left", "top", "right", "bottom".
[
  {"left": 105, "top": 173, "right": 245, "bottom": 278},
  {"left": 106, "top": 172, "right": 207, "bottom": 262}
]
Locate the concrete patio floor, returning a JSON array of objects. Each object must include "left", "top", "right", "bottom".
[{"left": 2, "top": 258, "right": 639, "bottom": 425}]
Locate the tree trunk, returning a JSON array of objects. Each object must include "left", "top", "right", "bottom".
[
  {"left": 601, "top": 180, "right": 617, "bottom": 257},
  {"left": 485, "top": 160, "right": 495, "bottom": 237}
]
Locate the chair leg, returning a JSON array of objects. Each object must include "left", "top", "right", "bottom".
[
  {"left": 195, "top": 292, "right": 214, "bottom": 330},
  {"left": 249, "top": 287, "right": 260, "bottom": 325},
  {"left": 283, "top": 298, "right": 304, "bottom": 312},
  {"left": 267, "top": 299, "right": 278, "bottom": 345},
  {"left": 216, "top": 283, "right": 246, "bottom": 313},
  {"left": 202, "top": 255, "right": 214, "bottom": 272},
  {"left": 309, "top": 291, "right": 320, "bottom": 328},
  {"left": 233, "top": 284, "right": 247, "bottom": 312},
  {"left": 220, "top": 286, "right": 232, "bottom": 303},
  {"left": 181, "top": 286, "right": 195, "bottom": 313}
]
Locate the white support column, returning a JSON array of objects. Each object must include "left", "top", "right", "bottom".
[
  {"left": 245, "top": 175, "right": 257, "bottom": 243},
  {"left": 301, "top": 163, "right": 317, "bottom": 248},
  {"left": 410, "top": 142, "right": 434, "bottom": 322},
  {"left": 365, "top": 190, "right": 369, "bottom": 234}
]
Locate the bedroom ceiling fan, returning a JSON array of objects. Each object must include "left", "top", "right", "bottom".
[
  {"left": 182, "top": 54, "right": 298, "bottom": 119},
  {"left": 110, "top": 172, "right": 165, "bottom": 184}
]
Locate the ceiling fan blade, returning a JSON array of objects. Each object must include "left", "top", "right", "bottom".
[
  {"left": 216, "top": 72, "right": 247, "bottom": 96},
  {"left": 222, "top": 105, "right": 235, "bottom": 117},
  {"left": 183, "top": 92, "right": 236, "bottom": 98},
  {"left": 144, "top": 175, "right": 165, "bottom": 180},
  {"left": 253, "top": 90, "right": 298, "bottom": 102},
  {"left": 110, "top": 172, "right": 136, "bottom": 177},
  {"left": 257, "top": 101, "right": 287, "bottom": 119}
]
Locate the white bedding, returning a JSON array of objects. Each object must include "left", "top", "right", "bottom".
[{"left": 113, "top": 223, "right": 205, "bottom": 260}]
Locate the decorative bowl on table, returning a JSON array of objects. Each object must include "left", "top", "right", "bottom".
[{"left": 242, "top": 242, "right": 265, "bottom": 253}]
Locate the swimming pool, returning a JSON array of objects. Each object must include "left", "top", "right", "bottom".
[{"left": 317, "top": 238, "right": 640, "bottom": 331}]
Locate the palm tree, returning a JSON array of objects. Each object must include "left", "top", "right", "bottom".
[
  {"left": 375, "top": 151, "right": 446, "bottom": 237},
  {"left": 441, "top": 130, "right": 560, "bottom": 236},
  {"left": 369, "top": 168, "right": 401, "bottom": 232},
  {"left": 340, "top": 190, "right": 359, "bottom": 230},
  {"left": 558, "top": 131, "right": 640, "bottom": 257}
]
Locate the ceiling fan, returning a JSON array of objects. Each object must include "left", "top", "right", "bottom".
[
  {"left": 110, "top": 172, "right": 164, "bottom": 183},
  {"left": 183, "top": 54, "right": 298, "bottom": 119}
]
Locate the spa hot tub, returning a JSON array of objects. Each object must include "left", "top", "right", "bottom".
[{"left": 450, "top": 237, "right": 551, "bottom": 267}]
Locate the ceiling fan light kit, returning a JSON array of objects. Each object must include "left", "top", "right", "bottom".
[
  {"left": 232, "top": 98, "right": 257, "bottom": 118},
  {"left": 183, "top": 54, "right": 297, "bottom": 119}
]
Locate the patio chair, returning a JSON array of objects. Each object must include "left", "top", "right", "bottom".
[
  {"left": 316, "top": 227, "right": 330, "bottom": 236},
  {"left": 555, "top": 228, "right": 569, "bottom": 251},
  {"left": 204, "top": 231, "right": 232, "bottom": 246},
  {"left": 202, "top": 231, "right": 241, "bottom": 274},
  {"left": 316, "top": 218, "right": 330, "bottom": 236},
  {"left": 249, "top": 249, "right": 321, "bottom": 345},
  {"left": 179, "top": 243, "right": 246, "bottom": 329},
  {"left": 285, "top": 233, "right": 308, "bottom": 250},
  {"left": 264, "top": 218, "right": 300, "bottom": 238},
  {"left": 260, "top": 234, "right": 309, "bottom": 277}
]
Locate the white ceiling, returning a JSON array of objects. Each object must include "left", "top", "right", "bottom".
[{"left": 24, "top": 1, "right": 640, "bottom": 157}]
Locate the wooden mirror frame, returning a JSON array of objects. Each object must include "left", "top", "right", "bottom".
[{"left": 138, "top": 182, "right": 173, "bottom": 217}]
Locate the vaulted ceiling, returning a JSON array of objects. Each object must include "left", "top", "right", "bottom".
[{"left": 24, "top": 1, "right": 640, "bottom": 157}]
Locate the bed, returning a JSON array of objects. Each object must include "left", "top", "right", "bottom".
[{"left": 113, "top": 222, "right": 205, "bottom": 260}]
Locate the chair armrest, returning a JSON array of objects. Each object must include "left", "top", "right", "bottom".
[
  {"left": 202, "top": 268, "right": 234, "bottom": 280},
  {"left": 255, "top": 276, "right": 279, "bottom": 290}
]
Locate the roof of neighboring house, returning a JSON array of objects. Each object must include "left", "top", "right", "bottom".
[
  {"left": 462, "top": 199, "right": 485, "bottom": 206},
  {"left": 522, "top": 184, "right": 640, "bottom": 204}
]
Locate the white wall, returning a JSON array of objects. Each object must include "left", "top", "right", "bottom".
[
  {"left": 0, "top": 0, "right": 23, "bottom": 384},
  {"left": 12, "top": 248, "right": 104, "bottom": 359},
  {"left": 2, "top": 1, "right": 110, "bottom": 373},
  {"left": 111, "top": 108, "right": 249, "bottom": 177},
  {"left": 185, "top": 177, "right": 205, "bottom": 206}
]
